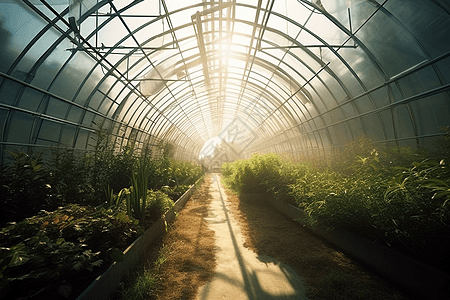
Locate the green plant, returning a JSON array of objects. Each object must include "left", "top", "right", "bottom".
[
  {"left": 127, "top": 160, "right": 149, "bottom": 224},
  {"left": 220, "top": 137, "right": 450, "bottom": 272},
  {"left": 0, "top": 150, "right": 54, "bottom": 225},
  {"left": 49, "top": 148, "right": 94, "bottom": 206},
  {"left": 0, "top": 203, "right": 143, "bottom": 299},
  {"left": 119, "top": 269, "right": 157, "bottom": 300},
  {"left": 106, "top": 185, "right": 130, "bottom": 211},
  {"left": 118, "top": 242, "right": 171, "bottom": 300},
  {"left": 145, "top": 191, "right": 174, "bottom": 223}
]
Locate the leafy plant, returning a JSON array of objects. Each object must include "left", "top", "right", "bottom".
[
  {"left": 127, "top": 159, "right": 149, "bottom": 224},
  {"left": 145, "top": 191, "right": 174, "bottom": 224},
  {"left": 107, "top": 185, "right": 130, "bottom": 211},
  {"left": 118, "top": 240, "right": 172, "bottom": 300},
  {"left": 49, "top": 148, "right": 94, "bottom": 206},
  {"left": 0, "top": 204, "right": 142, "bottom": 299},
  {"left": 119, "top": 269, "right": 157, "bottom": 300},
  {"left": 221, "top": 137, "right": 450, "bottom": 271},
  {"left": 0, "top": 150, "right": 54, "bottom": 226}
]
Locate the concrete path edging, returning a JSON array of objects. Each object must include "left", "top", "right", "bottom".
[
  {"left": 76, "top": 178, "right": 202, "bottom": 300},
  {"left": 266, "top": 195, "right": 450, "bottom": 300}
]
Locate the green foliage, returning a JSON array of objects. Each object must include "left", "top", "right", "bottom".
[
  {"left": 107, "top": 185, "right": 130, "bottom": 211},
  {"left": 118, "top": 242, "right": 171, "bottom": 300},
  {"left": 0, "top": 150, "right": 55, "bottom": 225},
  {"left": 119, "top": 239, "right": 171, "bottom": 300},
  {"left": 119, "top": 269, "right": 157, "bottom": 300},
  {"left": 0, "top": 121, "right": 202, "bottom": 225},
  {"left": 145, "top": 190, "right": 174, "bottom": 223},
  {"left": 432, "top": 126, "right": 450, "bottom": 162},
  {"left": 127, "top": 159, "right": 150, "bottom": 224},
  {"left": 49, "top": 148, "right": 94, "bottom": 206},
  {"left": 0, "top": 204, "right": 141, "bottom": 299},
  {"left": 160, "top": 184, "right": 191, "bottom": 200},
  {"left": 221, "top": 153, "right": 284, "bottom": 194},
  {"left": 87, "top": 124, "right": 139, "bottom": 204},
  {"left": 221, "top": 153, "right": 309, "bottom": 202},
  {"left": 221, "top": 137, "right": 450, "bottom": 270},
  {"left": 147, "top": 158, "right": 203, "bottom": 191},
  {"left": 0, "top": 123, "right": 202, "bottom": 298}
]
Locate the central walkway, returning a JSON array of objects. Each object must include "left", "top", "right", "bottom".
[{"left": 196, "top": 174, "right": 308, "bottom": 300}]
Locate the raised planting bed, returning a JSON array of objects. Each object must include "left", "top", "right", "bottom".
[
  {"left": 266, "top": 195, "right": 450, "bottom": 300},
  {"left": 75, "top": 178, "right": 201, "bottom": 300}
]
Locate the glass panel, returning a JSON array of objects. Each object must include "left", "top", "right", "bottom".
[
  {"left": 74, "top": 129, "right": 89, "bottom": 149},
  {"left": 50, "top": 52, "right": 96, "bottom": 100},
  {"left": 75, "top": 66, "right": 105, "bottom": 105},
  {"left": 67, "top": 106, "right": 83, "bottom": 123},
  {"left": 88, "top": 90, "right": 104, "bottom": 110},
  {"left": 31, "top": 40, "right": 72, "bottom": 90},
  {"left": 0, "top": 108, "right": 8, "bottom": 141},
  {"left": 46, "top": 97, "right": 69, "bottom": 119},
  {"left": 0, "top": 79, "right": 21, "bottom": 105},
  {"left": 38, "top": 119, "right": 62, "bottom": 143},
  {"left": 17, "top": 88, "right": 45, "bottom": 112},
  {"left": 60, "top": 124, "right": 77, "bottom": 147},
  {"left": 81, "top": 111, "right": 95, "bottom": 126},
  {"left": 8, "top": 111, "right": 34, "bottom": 143},
  {"left": 392, "top": 105, "right": 415, "bottom": 139},
  {"left": 0, "top": 2, "right": 46, "bottom": 73},
  {"left": 357, "top": 6, "right": 426, "bottom": 78},
  {"left": 386, "top": 0, "right": 450, "bottom": 58},
  {"left": 14, "top": 28, "right": 61, "bottom": 78}
]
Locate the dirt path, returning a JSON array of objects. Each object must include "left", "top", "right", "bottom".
[
  {"left": 115, "top": 173, "right": 410, "bottom": 299},
  {"left": 196, "top": 174, "right": 307, "bottom": 299},
  {"left": 112, "top": 175, "right": 216, "bottom": 300},
  {"left": 223, "top": 180, "right": 410, "bottom": 300},
  {"left": 153, "top": 175, "right": 216, "bottom": 300}
]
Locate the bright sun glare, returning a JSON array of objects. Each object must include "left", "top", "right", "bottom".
[{"left": 199, "top": 136, "right": 223, "bottom": 159}]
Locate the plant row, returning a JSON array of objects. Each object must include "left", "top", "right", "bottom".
[
  {"left": 0, "top": 188, "right": 173, "bottom": 299},
  {"left": 0, "top": 129, "right": 203, "bottom": 299},
  {"left": 0, "top": 156, "right": 201, "bottom": 299},
  {"left": 221, "top": 134, "right": 450, "bottom": 272},
  {"left": 0, "top": 141, "right": 202, "bottom": 226}
]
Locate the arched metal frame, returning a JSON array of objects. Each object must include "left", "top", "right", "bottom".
[{"left": 0, "top": 0, "right": 449, "bottom": 163}]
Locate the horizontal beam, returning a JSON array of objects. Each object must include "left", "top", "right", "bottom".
[
  {"left": 88, "top": 14, "right": 161, "bottom": 18},
  {"left": 68, "top": 46, "right": 176, "bottom": 51},
  {"left": 261, "top": 45, "right": 358, "bottom": 50},
  {"left": 132, "top": 78, "right": 188, "bottom": 82}
]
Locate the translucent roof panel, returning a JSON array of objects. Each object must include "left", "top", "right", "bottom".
[{"left": 0, "top": 0, "right": 449, "bottom": 162}]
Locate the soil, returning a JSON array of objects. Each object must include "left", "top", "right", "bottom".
[
  {"left": 224, "top": 190, "right": 410, "bottom": 300},
  {"left": 153, "top": 176, "right": 216, "bottom": 299},
  {"left": 111, "top": 174, "right": 216, "bottom": 300},
  {"left": 114, "top": 174, "right": 411, "bottom": 299}
]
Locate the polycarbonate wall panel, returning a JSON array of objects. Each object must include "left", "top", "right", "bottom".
[
  {"left": 50, "top": 52, "right": 97, "bottom": 101},
  {"left": 0, "top": 3, "right": 46, "bottom": 73},
  {"left": 386, "top": 0, "right": 450, "bottom": 59},
  {"left": 359, "top": 11, "right": 426, "bottom": 79},
  {"left": 17, "top": 88, "right": 45, "bottom": 112},
  {"left": 7, "top": 111, "right": 34, "bottom": 144},
  {"left": 0, "top": 79, "right": 21, "bottom": 106},
  {"left": 0, "top": 109, "right": 7, "bottom": 141}
]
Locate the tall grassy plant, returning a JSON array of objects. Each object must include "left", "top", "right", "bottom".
[
  {"left": 0, "top": 150, "right": 54, "bottom": 225},
  {"left": 127, "top": 159, "right": 149, "bottom": 224}
]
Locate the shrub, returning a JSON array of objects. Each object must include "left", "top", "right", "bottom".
[
  {"left": 0, "top": 204, "right": 141, "bottom": 299},
  {"left": 220, "top": 138, "right": 450, "bottom": 271},
  {"left": 145, "top": 190, "right": 174, "bottom": 223},
  {"left": 0, "top": 150, "right": 55, "bottom": 226}
]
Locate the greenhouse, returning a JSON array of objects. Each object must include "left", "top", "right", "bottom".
[{"left": 1, "top": 0, "right": 449, "bottom": 299}]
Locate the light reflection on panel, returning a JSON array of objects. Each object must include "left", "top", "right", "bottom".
[{"left": 0, "top": 0, "right": 448, "bottom": 162}]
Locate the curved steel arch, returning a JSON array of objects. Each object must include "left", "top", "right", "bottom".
[{"left": 1, "top": 0, "right": 449, "bottom": 163}]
